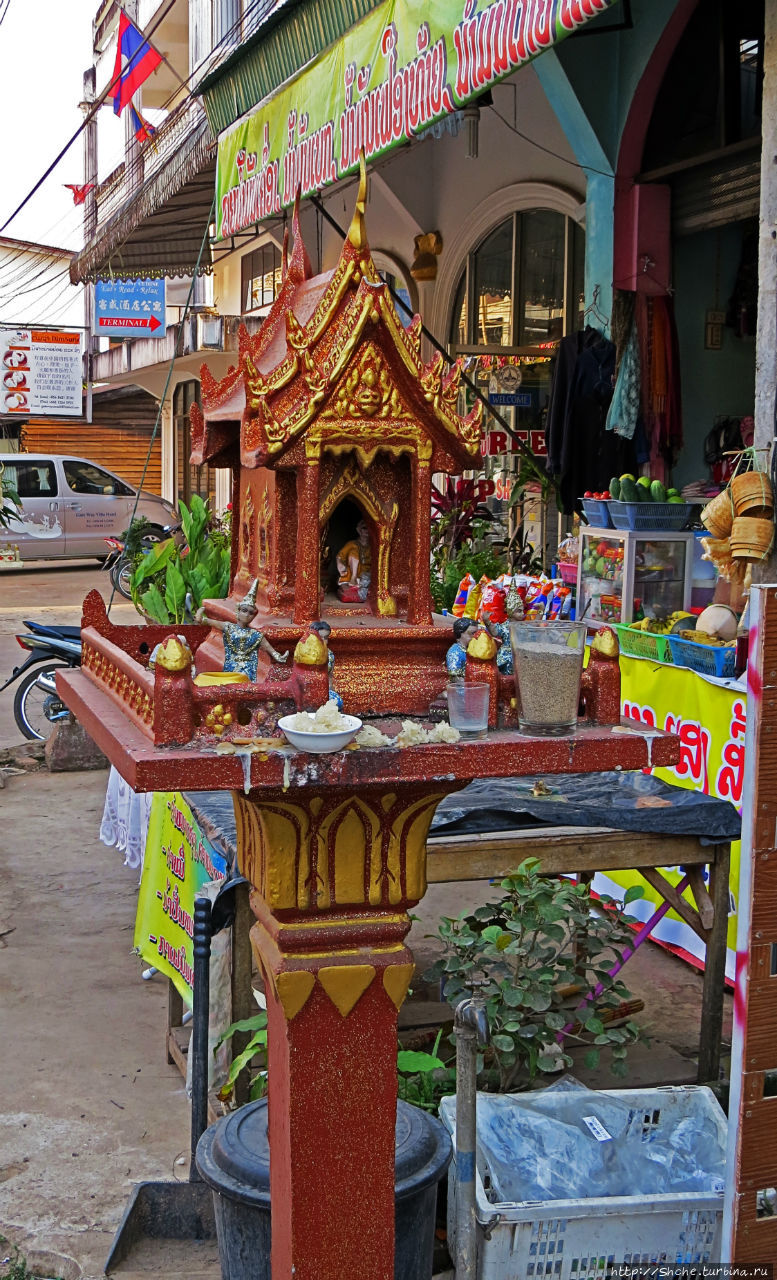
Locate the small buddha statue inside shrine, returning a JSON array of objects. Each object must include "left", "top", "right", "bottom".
[{"left": 336, "top": 517, "right": 372, "bottom": 603}]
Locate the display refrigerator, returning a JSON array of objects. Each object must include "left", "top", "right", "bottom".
[{"left": 576, "top": 527, "right": 694, "bottom": 628}]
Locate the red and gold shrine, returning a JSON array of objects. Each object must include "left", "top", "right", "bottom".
[
  {"left": 59, "top": 166, "right": 680, "bottom": 1280},
  {"left": 189, "top": 166, "right": 482, "bottom": 714}
]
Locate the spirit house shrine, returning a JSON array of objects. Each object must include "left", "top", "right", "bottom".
[{"left": 190, "top": 166, "right": 482, "bottom": 713}]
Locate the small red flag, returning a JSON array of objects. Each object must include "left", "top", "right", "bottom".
[{"left": 65, "top": 183, "right": 95, "bottom": 206}]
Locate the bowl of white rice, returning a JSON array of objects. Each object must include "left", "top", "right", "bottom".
[{"left": 278, "top": 701, "right": 363, "bottom": 753}]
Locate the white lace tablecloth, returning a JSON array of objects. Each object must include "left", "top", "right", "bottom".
[{"left": 99, "top": 766, "right": 153, "bottom": 874}]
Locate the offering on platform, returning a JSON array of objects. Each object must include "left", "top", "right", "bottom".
[
  {"left": 278, "top": 701, "right": 362, "bottom": 753},
  {"left": 510, "top": 620, "right": 587, "bottom": 737},
  {"left": 445, "top": 682, "right": 490, "bottom": 738}
]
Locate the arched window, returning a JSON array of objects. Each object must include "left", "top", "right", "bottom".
[{"left": 450, "top": 209, "right": 584, "bottom": 351}]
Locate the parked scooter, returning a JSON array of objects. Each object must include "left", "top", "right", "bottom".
[{"left": 0, "top": 621, "right": 82, "bottom": 740}]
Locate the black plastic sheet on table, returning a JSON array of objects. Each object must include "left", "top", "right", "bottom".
[{"left": 184, "top": 772, "right": 740, "bottom": 873}]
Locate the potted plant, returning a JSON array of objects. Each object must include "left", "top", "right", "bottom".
[
  {"left": 425, "top": 857, "right": 644, "bottom": 1091},
  {"left": 128, "top": 494, "right": 231, "bottom": 624}
]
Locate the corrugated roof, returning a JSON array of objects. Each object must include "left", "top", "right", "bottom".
[
  {"left": 199, "top": 0, "right": 384, "bottom": 137},
  {"left": 70, "top": 111, "right": 216, "bottom": 283}
]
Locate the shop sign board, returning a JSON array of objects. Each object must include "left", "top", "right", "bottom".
[
  {"left": 598, "top": 656, "right": 744, "bottom": 981},
  {"left": 0, "top": 327, "right": 82, "bottom": 417},
  {"left": 94, "top": 278, "right": 166, "bottom": 337},
  {"left": 215, "top": 0, "right": 617, "bottom": 238},
  {"left": 489, "top": 391, "right": 533, "bottom": 407},
  {"left": 134, "top": 793, "right": 227, "bottom": 1001}
]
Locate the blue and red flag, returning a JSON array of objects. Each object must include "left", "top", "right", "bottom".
[
  {"left": 110, "top": 11, "right": 163, "bottom": 116},
  {"left": 129, "top": 105, "right": 156, "bottom": 143}
]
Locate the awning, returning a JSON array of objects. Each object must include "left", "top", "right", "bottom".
[{"left": 70, "top": 110, "right": 217, "bottom": 284}]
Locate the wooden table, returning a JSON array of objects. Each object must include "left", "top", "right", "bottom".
[
  {"left": 426, "top": 825, "right": 731, "bottom": 1085},
  {"left": 167, "top": 813, "right": 730, "bottom": 1094}
]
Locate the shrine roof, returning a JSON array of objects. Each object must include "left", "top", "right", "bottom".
[{"left": 192, "top": 170, "right": 482, "bottom": 470}]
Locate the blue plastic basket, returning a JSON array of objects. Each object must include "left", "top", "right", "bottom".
[
  {"left": 580, "top": 498, "right": 613, "bottom": 528},
  {"left": 609, "top": 501, "right": 692, "bottom": 532},
  {"left": 667, "top": 634, "right": 736, "bottom": 678}
]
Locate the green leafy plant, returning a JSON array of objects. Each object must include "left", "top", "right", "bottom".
[
  {"left": 425, "top": 858, "right": 644, "bottom": 1091},
  {"left": 397, "top": 1028, "right": 456, "bottom": 1112},
  {"left": 0, "top": 1237, "right": 63, "bottom": 1280},
  {"left": 130, "top": 495, "right": 231, "bottom": 624},
  {"left": 215, "top": 1009, "right": 268, "bottom": 1104},
  {"left": 430, "top": 528, "right": 507, "bottom": 613}
]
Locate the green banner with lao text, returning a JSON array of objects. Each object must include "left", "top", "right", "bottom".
[
  {"left": 216, "top": 0, "right": 616, "bottom": 238},
  {"left": 134, "top": 793, "right": 227, "bottom": 1002}
]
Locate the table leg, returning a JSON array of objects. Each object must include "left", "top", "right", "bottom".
[{"left": 698, "top": 843, "right": 731, "bottom": 1084}]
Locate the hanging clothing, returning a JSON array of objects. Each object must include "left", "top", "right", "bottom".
[
  {"left": 606, "top": 320, "right": 641, "bottom": 441},
  {"left": 636, "top": 295, "right": 683, "bottom": 482},
  {"left": 546, "top": 325, "right": 636, "bottom": 514}
]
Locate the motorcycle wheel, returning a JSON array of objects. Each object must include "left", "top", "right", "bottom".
[
  {"left": 13, "top": 661, "right": 72, "bottom": 741},
  {"left": 111, "top": 558, "right": 134, "bottom": 599}
]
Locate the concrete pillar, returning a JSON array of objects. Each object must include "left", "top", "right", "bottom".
[
  {"left": 160, "top": 398, "right": 175, "bottom": 506},
  {"left": 583, "top": 172, "right": 615, "bottom": 328},
  {"left": 752, "top": 1, "right": 777, "bottom": 578}
]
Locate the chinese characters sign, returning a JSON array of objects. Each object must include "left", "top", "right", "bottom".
[
  {"left": 94, "top": 278, "right": 166, "bottom": 338},
  {"left": 134, "top": 793, "right": 226, "bottom": 1001},
  {"left": 215, "top": 0, "right": 616, "bottom": 238},
  {"left": 0, "top": 328, "right": 82, "bottom": 417}
]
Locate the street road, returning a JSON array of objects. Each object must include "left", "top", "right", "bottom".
[{"left": 0, "top": 560, "right": 138, "bottom": 748}]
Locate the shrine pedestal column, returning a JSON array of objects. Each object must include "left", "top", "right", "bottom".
[{"left": 233, "top": 779, "right": 461, "bottom": 1280}]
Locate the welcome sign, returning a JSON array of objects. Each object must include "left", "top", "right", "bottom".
[{"left": 215, "top": 0, "right": 616, "bottom": 239}]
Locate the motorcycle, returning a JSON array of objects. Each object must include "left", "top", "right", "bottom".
[{"left": 0, "top": 620, "right": 82, "bottom": 740}]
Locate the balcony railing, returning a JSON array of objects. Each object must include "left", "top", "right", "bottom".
[{"left": 91, "top": 312, "right": 264, "bottom": 380}]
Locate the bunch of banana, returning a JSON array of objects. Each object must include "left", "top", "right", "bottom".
[
  {"left": 629, "top": 611, "right": 694, "bottom": 634},
  {"left": 677, "top": 629, "right": 733, "bottom": 647}
]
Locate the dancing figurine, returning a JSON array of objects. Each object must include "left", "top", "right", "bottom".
[{"left": 195, "top": 579, "right": 288, "bottom": 681}]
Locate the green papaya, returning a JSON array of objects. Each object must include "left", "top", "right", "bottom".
[
  {"left": 636, "top": 476, "right": 651, "bottom": 489},
  {"left": 609, "top": 477, "right": 621, "bottom": 500},
  {"left": 668, "top": 495, "right": 685, "bottom": 505},
  {"left": 666, "top": 488, "right": 679, "bottom": 498},
  {"left": 595, "top": 557, "right": 607, "bottom": 576},
  {"left": 635, "top": 485, "right": 649, "bottom": 502},
  {"left": 620, "top": 473, "right": 636, "bottom": 484},
  {"left": 650, "top": 480, "right": 667, "bottom": 503},
  {"left": 619, "top": 477, "right": 639, "bottom": 503}
]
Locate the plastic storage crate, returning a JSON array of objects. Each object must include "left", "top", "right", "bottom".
[
  {"left": 440, "top": 1086, "right": 725, "bottom": 1280},
  {"left": 580, "top": 498, "right": 613, "bottom": 528},
  {"left": 609, "top": 501, "right": 692, "bottom": 532},
  {"left": 613, "top": 622, "right": 674, "bottom": 665},
  {"left": 667, "top": 634, "right": 737, "bottom": 679},
  {"left": 557, "top": 562, "right": 578, "bottom": 586}
]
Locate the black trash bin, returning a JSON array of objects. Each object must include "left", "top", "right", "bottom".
[{"left": 196, "top": 1098, "right": 452, "bottom": 1280}]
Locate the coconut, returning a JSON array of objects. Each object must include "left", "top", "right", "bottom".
[{"left": 695, "top": 604, "right": 738, "bottom": 642}]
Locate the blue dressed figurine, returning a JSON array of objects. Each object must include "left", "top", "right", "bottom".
[
  {"left": 445, "top": 617, "right": 478, "bottom": 679},
  {"left": 195, "top": 578, "right": 289, "bottom": 681}
]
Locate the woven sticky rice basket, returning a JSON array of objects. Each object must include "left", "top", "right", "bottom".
[
  {"left": 730, "top": 515, "right": 775, "bottom": 562},
  {"left": 730, "top": 471, "right": 774, "bottom": 517},
  {"left": 701, "top": 489, "right": 733, "bottom": 539}
]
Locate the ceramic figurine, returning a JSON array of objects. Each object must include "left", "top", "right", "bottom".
[
  {"left": 308, "top": 619, "right": 343, "bottom": 709},
  {"left": 336, "top": 518, "right": 371, "bottom": 603},
  {"left": 446, "top": 616, "right": 478, "bottom": 678},
  {"left": 195, "top": 579, "right": 288, "bottom": 681}
]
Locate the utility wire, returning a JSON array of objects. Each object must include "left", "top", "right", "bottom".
[
  {"left": 0, "top": 0, "right": 277, "bottom": 238},
  {"left": 106, "top": 194, "right": 216, "bottom": 615},
  {"left": 488, "top": 103, "right": 614, "bottom": 179}
]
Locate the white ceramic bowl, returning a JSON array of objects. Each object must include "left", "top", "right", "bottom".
[{"left": 277, "top": 714, "right": 362, "bottom": 754}]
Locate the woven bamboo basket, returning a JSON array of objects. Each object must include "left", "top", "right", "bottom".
[
  {"left": 730, "top": 471, "right": 774, "bottom": 517},
  {"left": 701, "top": 489, "right": 733, "bottom": 539},
  {"left": 730, "top": 515, "right": 775, "bottom": 562}
]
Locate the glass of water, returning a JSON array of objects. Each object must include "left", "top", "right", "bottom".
[{"left": 445, "top": 682, "right": 490, "bottom": 738}]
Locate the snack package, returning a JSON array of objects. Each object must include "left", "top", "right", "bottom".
[{"left": 452, "top": 572, "right": 475, "bottom": 616}]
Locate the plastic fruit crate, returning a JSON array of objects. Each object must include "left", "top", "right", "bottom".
[
  {"left": 580, "top": 498, "right": 613, "bottom": 528},
  {"left": 613, "top": 622, "right": 674, "bottom": 664},
  {"left": 609, "top": 500, "right": 692, "bottom": 532},
  {"left": 667, "top": 634, "right": 736, "bottom": 679},
  {"left": 441, "top": 1086, "right": 725, "bottom": 1280}
]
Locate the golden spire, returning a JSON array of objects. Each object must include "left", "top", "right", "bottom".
[{"left": 347, "top": 153, "right": 368, "bottom": 253}]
